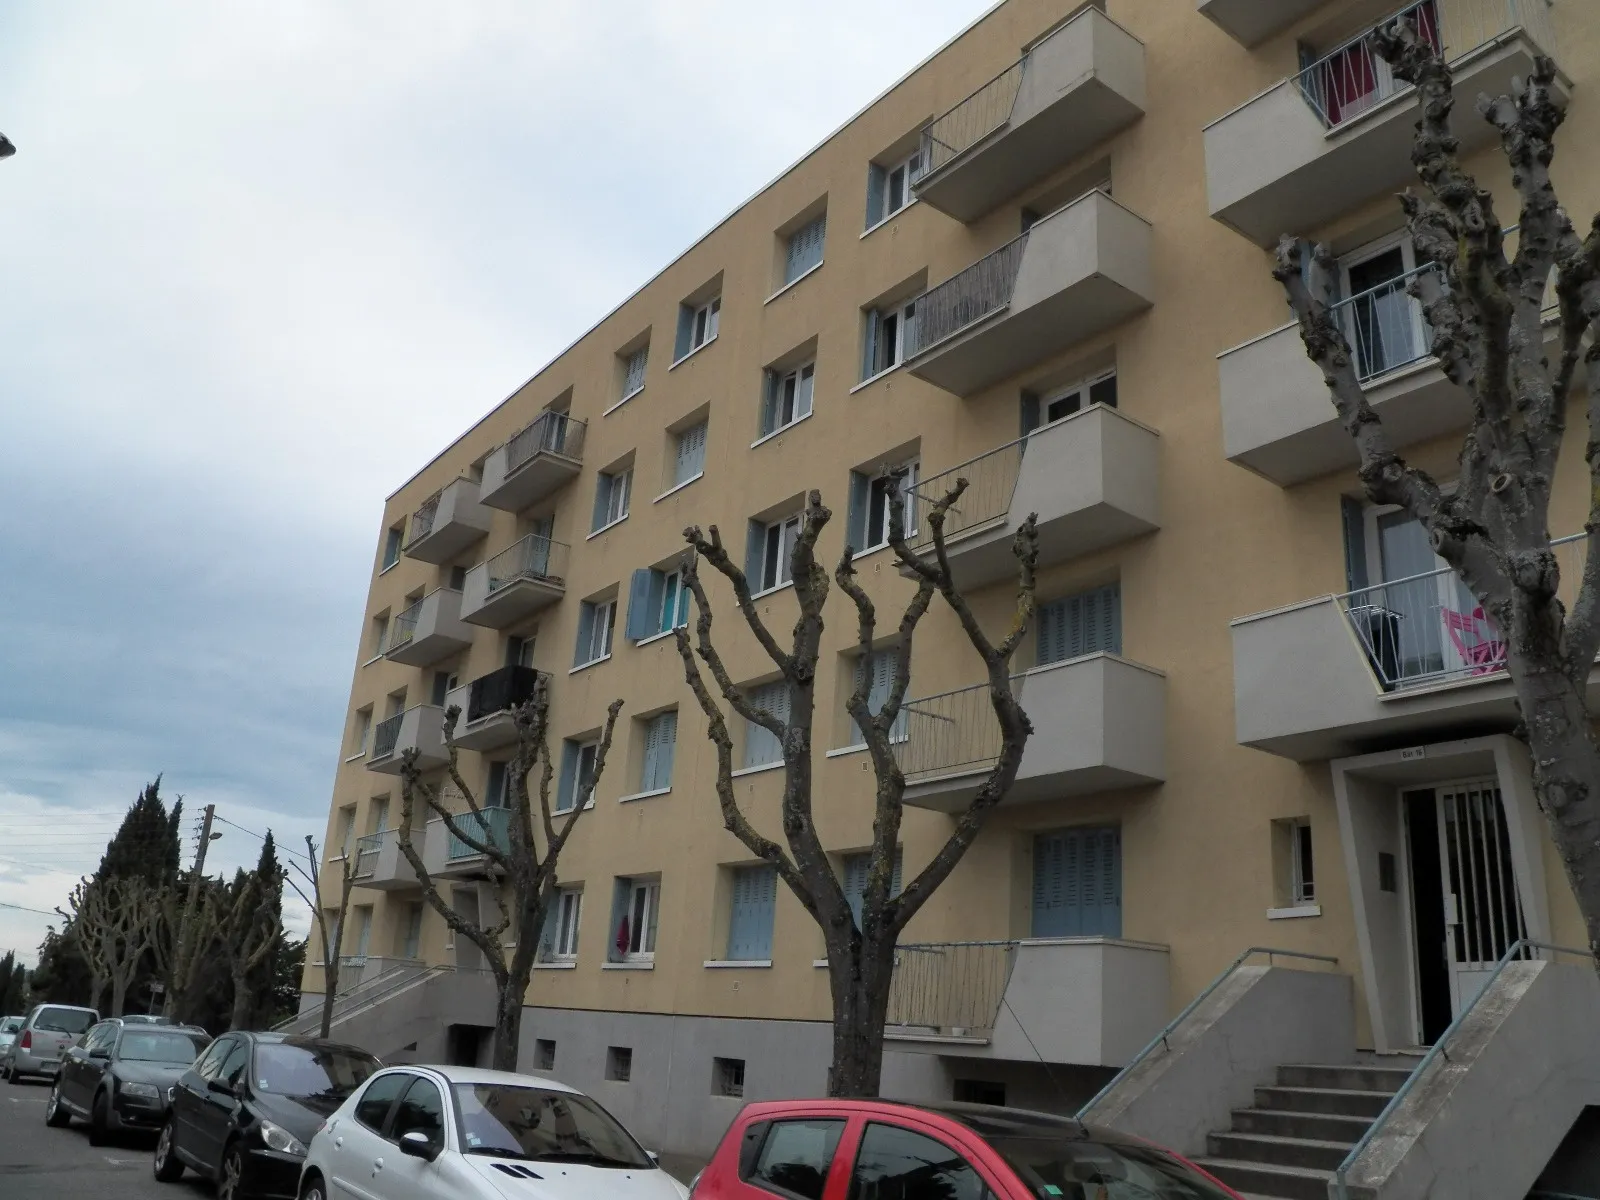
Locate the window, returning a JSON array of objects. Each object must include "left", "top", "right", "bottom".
[
  {"left": 675, "top": 295, "right": 721, "bottom": 360},
  {"left": 620, "top": 346, "right": 648, "bottom": 402},
  {"left": 338, "top": 807, "right": 357, "bottom": 858},
  {"left": 749, "top": 512, "right": 803, "bottom": 593},
  {"left": 849, "top": 462, "right": 918, "bottom": 552},
  {"left": 744, "top": 1119, "right": 845, "bottom": 1200},
  {"left": 592, "top": 467, "right": 632, "bottom": 532},
  {"left": 606, "top": 1046, "right": 633, "bottom": 1082},
  {"left": 370, "top": 798, "right": 390, "bottom": 833},
  {"left": 1288, "top": 818, "right": 1315, "bottom": 904},
  {"left": 783, "top": 215, "right": 826, "bottom": 285},
  {"left": 355, "top": 1073, "right": 410, "bottom": 1133},
  {"left": 848, "top": 1122, "right": 989, "bottom": 1200},
  {"left": 533, "top": 1039, "right": 556, "bottom": 1071},
  {"left": 851, "top": 649, "right": 909, "bottom": 744},
  {"left": 613, "top": 878, "right": 660, "bottom": 960},
  {"left": 727, "top": 865, "right": 778, "bottom": 961},
  {"left": 1339, "top": 237, "right": 1429, "bottom": 381},
  {"left": 625, "top": 567, "right": 691, "bottom": 642},
  {"left": 218, "top": 1040, "right": 250, "bottom": 1089},
  {"left": 351, "top": 710, "right": 373, "bottom": 757},
  {"left": 743, "top": 681, "right": 791, "bottom": 769},
  {"left": 1032, "top": 826, "right": 1122, "bottom": 938},
  {"left": 714, "top": 1057, "right": 746, "bottom": 1098},
  {"left": 953, "top": 1079, "right": 1006, "bottom": 1106},
  {"left": 1030, "top": 368, "right": 1118, "bottom": 428},
  {"left": 485, "top": 761, "right": 509, "bottom": 809},
  {"left": 842, "top": 851, "right": 903, "bottom": 928},
  {"left": 401, "top": 903, "right": 423, "bottom": 959},
  {"left": 866, "top": 149, "right": 923, "bottom": 229},
  {"left": 673, "top": 420, "right": 708, "bottom": 485},
  {"left": 557, "top": 739, "right": 600, "bottom": 813},
  {"left": 1037, "top": 583, "right": 1121, "bottom": 665},
  {"left": 541, "top": 888, "right": 583, "bottom": 960},
  {"left": 640, "top": 710, "right": 678, "bottom": 792},
  {"left": 430, "top": 670, "right": 455, "bottom": 707},
  {"left": 862, "top": 298, "right": 917, "bottom": 379},
  {"left": 382, "top": 525, "right": 403, "bottom": 571},
  {"left": 353, "top": 906, "right": 373, "bottom": 957},
  {"left": 450, "top": 564, "right": 468, "bottom": 590},
  {"left": 506, "top": 634, "right": 535, "bottom": 668},
  {"left": 391, "top": 1077, "right": 445, "bottom": 1145},
  {"left": 192, "top": 1037, "right": 233, "bottom": 1082},
  {"left": 369, "top": 613, "right": 390, "bottom": 658},
  {"left": 573, "top": 598, "right": 616, "bottom": 668},
  {"left": 761, "top": 363, "right": 815, "bottom": 437}
]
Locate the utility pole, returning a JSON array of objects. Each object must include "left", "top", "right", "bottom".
[{"left": 164, "top": 804, "right": 217, "bottom": 1017}]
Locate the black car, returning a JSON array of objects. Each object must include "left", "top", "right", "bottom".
[
  {"left": 45, "top": 1020, "right": 210, "bottom": 1144},
  {"left": 153, "top": 1032, "right": 380, "bottom": 1200}
]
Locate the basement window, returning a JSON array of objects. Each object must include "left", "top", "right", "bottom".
[
  {"left": 533, "top": 1039, "right": 555, "bottom": 1071},
  {"left": 713, "top": 1057, "right": 746, "bottom": 1098},
  {"left": 606, "top": 1046, "right": 632, "bottom": 1083}
]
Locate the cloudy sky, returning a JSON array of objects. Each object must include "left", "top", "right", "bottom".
[{"left": 0, "top": 1, "right": 989, "bottom": 963}]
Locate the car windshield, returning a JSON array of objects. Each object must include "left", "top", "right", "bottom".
[
  {"left": 991, "top": 1136, "right": 1237, "bottom": 1200},
  {"left": 254, "top": 1044, "right": 379, "bottom": 1098},
  {"left": 451, "top": 1084, "right": 653, "bottom": 1168},
  {"left": 33, "top": 1008, "right": 96, "bottom": 1035},
  {"left": 119, "top": 1032, "right": 207, "bottom": 1064},
  {"left": 0, "top": 1018, "right": 21, "bottom": 1034}
]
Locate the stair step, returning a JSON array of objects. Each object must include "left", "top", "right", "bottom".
[
  {"left": 1231, "top": 1107, "right": 1372, "bottom": 1142},
  {"left": 1206, "top": 1132, "right": 1352, "bottom": 1171},
  {"left": 1254, "top": 1085, "right": 1393, "bottom": 1118},
  {"left": 1277, "top": 1063, "right": 1414, "bottom": 1093},
  {"left": 1191, "top": 1157, "right": 1333, "bottom": 1200}
]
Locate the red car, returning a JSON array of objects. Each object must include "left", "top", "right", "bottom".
[{"left": 689, "top": 1098, "right": 1243, "bottom": 1200}]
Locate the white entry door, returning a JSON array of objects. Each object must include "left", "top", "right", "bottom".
[{"left": 1435, "top": 781, "right": 1527, "bottom": 1015}]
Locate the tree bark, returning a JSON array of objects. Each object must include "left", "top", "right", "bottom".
[{"left": 823, "top": 934, "right": 897, "bottom": 1098}]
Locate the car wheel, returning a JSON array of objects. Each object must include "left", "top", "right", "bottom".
[
  {"left": 87, "top": 1090, "right": 111, "bottom": 1146},
  {"left": 299, "top": 1172, "right": 327, "bottom": 1200},
  {"left": 217, "top": 1143, "right": 244, "bottom": 1200},
  {"left": 153, "top": 1120, "right": 185, "bottom": 1182},
  {"left": 44, "top": 1082, "right": 71, "bottom": 1128}
]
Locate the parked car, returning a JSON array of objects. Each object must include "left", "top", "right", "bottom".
[
  {"left": 2, "top": 1003, "right": 100, "bottom": 1083},
  {"left": 0, "top": 1016, "right": 23, "bottom": 1057},
  {"left": 687, "top": 1098, "right": 1243, "bottom": 1199},
  {"left": 297, "top": 1065, "right": 690, "bottom": 1200},
  {"left": 45, "top": 1019, "right": 211, "bottom": 1144},
  {"left": 153, "top": 1031, "right": 381, "bottom": 1200}
]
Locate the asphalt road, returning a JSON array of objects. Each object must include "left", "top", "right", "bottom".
[{"left": 0, "top": 1074, "right": 212, "bottom": 1200}]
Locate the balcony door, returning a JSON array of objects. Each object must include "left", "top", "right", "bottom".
[
  {"left": 1364, "top": 508, "right": 1479, "bottom": 684},
  {"left": 1031, "top": 827, "right": 1121, "bottom": 939},
  {"left": 1340, "top": 238, "right": 1427, "bottom": 381}
]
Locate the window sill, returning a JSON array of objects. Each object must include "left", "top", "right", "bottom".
[
  {"left": 569, "top": 653, "right": 613, "bottom": 675},
  {"left": 751, "top": 410, "right": 814, "bottom": 449},
  {"left": 361, "top": 655, "right": 384, "bottom": 668},
  {"left": 533, "top": 960, "right": 578, "bottom": 971},
  {"left": 379, "top": 561, "right": 400, "bottom": 576},
  {"left": 669, "top": 336, "right": 718, "bottom": 371},
  {"left": 825, "top": 744, "right": 868, "bottom": 759},
  {"left": 704, "top": 959, "right": 772, "bottom": 969},
  {"left": 618, "top": 786, "right": 672, "bottom": 804},
  {"left": 1266, "top": 904, "right": 1322, "bottom": 920},
  {"left": 633, "top": 628, "right": 683, "bottom": 649},
  {"left": 654, "top": 472, "right": 704, "bottom": 503},
  {"left": 812, "top": 958, "right": 829, "bottom": 968},
  {"left": 553, "top": 800, "right": 597, "bottom": 816},
  {"left": 602, "top": 960, "right": 655, "bottom": 971},
  {"left": 765, "top": 262, "right": 823, "bottom": 304},
  {"left": 852, "top": 540, "right": 894, "bottom": 562},
  {"left": 343, "top": 751, "right": 367, "bottom": 763},
  {"left": 586, "top": 514, "right": 629, "bottom": 541},
  {"left": 604, "top": 386, "right": 645, "bottom": 417},
  {"left": 850, "top": 364, "right": 903, "bottom": 394},
  {"left": 750, "top": 580, "right": 795, "bottom": 601},
  {"left": 732, "top": 761, "right": 784, "bottom": 780}
]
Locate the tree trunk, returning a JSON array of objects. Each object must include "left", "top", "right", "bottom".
[
  {"left": 109, "top": 973, "right": 128, "bottom": 1018},
  {"left": 491, "top": 981, "right": 522, "bottom": 1073},
  {"left": 319, "top": 957, "right": 339, "bottom": 1040},
  {"left": 230, "top": 967, "right": 253, "bottom": 1031},
  {"left": 825, "top": 936, "right": 897, "bottom": 1098}
]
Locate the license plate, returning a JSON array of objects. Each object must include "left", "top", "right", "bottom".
[{"left": 39, "top": 1062, "right": 58, "bottom": 1075}]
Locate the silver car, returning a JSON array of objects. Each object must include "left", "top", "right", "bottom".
[
  {"left": 0, "top": 1016, "right": 23, "bottom": 1063},
  {"left": 3, "top": 1004, "right": 99, "bottom": 1083}
]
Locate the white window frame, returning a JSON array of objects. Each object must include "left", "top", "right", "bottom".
[
  {"left": 551, "top": 888, "right": 582, "bottom": 959},
  {"left": 658, "top": 570, "right": 689, "bottom": 634},
  {"left": 620, "top": 347, "right": 648, "bottom": 402},
  {"left": 885, "top": 149, "right": 923, "bottom": 218},
  {"left": 576, "top": 599, "right": 616, "bottom": 668},
  {"left": 560, "top": 739, "right": 600, "bottom": 813},
  {"left": 866, "top": 298, "right": 918, "bottom": 378},
  {"left": 1337, "top": 233, "right": 1428, "bottom": 381},
  {"left": 1041, "top": 368, "right": 1118, "bottom": 425},
  {"left": 594, "top": 467, "right": 633, "bottom": 532},
  {"left": 352, "top": 709, "right": 373, "bottom": 757},
  {"left": 382, "top": 525, "right": 403, "bottom": 570},
  {"left": 1291, "top": 819, "right": 1315, "bottom": 905},
  {"left": 764, "top": 363, "right": 815, "bottom": 437},
  {"left": 689, "top": 297, "right": 721, "bottom": 354},
  {"left": 863, "top": 461, "right": 919, "bottom": 552},
  {"left": 757, "top": 513, "right": 803, "bottom": 593},
  {"left": 625, "top": 880, "right": 660, "bottom": 960},
  {"left": 370, "top": 614, "right": 390, "bottom": 659}
]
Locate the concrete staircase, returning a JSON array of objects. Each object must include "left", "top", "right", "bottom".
[{"left": 1191, "top": 1062, "right": 1413, "bottom": 1200}]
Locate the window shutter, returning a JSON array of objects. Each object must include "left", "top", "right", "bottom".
[
  {"left": 1037, "top": 599, "right": 1067, "bottom": 666},
  {"left": 727, "top": 866, "right": 777, "bottom": 960},
  {"left": 847, "top": 471, "right": 871, "bottom": 551},
  {"left": 744, "top": 682, "right": 787, "bottom": 768},
  {"left": 862, "top": 310, "right": 881, "bottom": 379},
  {"left": 785, "top": 217, "right": 826, "bottom": 284},
  {"left": 655, "top": 711, "right": 676, "bottom": 788},
  {"left": 844, "top": 854, "right": 868, "bottom": 927},
  {"left": 1092, "top": 827, "right": 1123, "bottom": 937},
  {"left": 1031, "top": 828, "right": 1120, "bottom": 938},
  {"left": 676, "top": 422, "right": 707, "bottom": 483},
  {"left": 1341, "top": 496, "right": 1369, "bottom": 592},
  {"left": 592, "top": 475, "right": 613, "bottom": 532},
  {"left": 625, "top": 570, "right": 657, "bottom": 642},
  {"left": 890, "top": 851, "right": 904, "bottom": 898},
  {"left": 745, "top": 521, "right": 767, "bottom": 583},
  {"left": 1020, "top": 391, "right": 1041, "bottom": 437},
  {"left": 674, "top": 305, "right": 694, "bottom": 360},
  {"left": 865, "top": 163, "right": 887, "bottom": 229},
  {"left": 574, "top": 604, "right": 596, "bottom": 667},
  {"left": 556, "top": 741, "right": 578, "bottom": 812}
]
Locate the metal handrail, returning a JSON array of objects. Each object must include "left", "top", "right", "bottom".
[
  {"left": 1332, "top": 938, "right": 1593, "bottom": 1200},
  {"left": 272, "top": 961, "right": 426, "bottom": 1031},
  {"left": 1076, "top": 946, "right": 1340, "bottom": 1120}
]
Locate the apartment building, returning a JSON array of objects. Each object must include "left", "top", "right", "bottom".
[{"left": 300, "top": 0, "right": 1600, "bottom": 1184}]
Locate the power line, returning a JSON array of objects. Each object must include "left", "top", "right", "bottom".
[{"left": 0, "top": 900, "right": 57, "bottom": 917}]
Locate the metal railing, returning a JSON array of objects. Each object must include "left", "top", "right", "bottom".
[
  {"left": 1077, "top": 947, "right": 1340, "bottom": 1120},
  {"left": 921, "top": 57, "right": 1027, "bottom": 174},
  {"left": 388, "top": 595, "right": 428, "bottom": 652},
  {"left": 886, "top": 941, "right": 1019, "bottom": 1037},
  {"left": 895, "top": 678, "right": 1016, "bottom": 781},
  {"left": 372, "top": 711, "right": 407, "bottom": 759},
  {"left": 447, "top": 807, "right": 512, "bottom": 860},
  {"left": 467, "top": 664, "right": 546, "bottom": 724},
  {"left": 353, "top": 832, "right": 384, "bottom": 878},
  {"left": 1338, "top": 533, "right": 1584, "bottom": 693},
  {"left": 485, "top": 532, "right": 568, "bottom": 594},
  {"left": 506, "top": 411, "right": 586, "bottom": 473},
  {"left": 908, "top": 234, "right": 1029, "bottom": 358},
  {"left": 407, "top": 490, "right": 442, "bottom": 547},
  {"left": 1332, "top": 939, "right": 1592, "bottom": 1200},
  {"left": 1294, "top": 0, "right": 1557, "bottom": 130},
  {"left": 1331, "top": 261, "right": 1440, "bottom": 382},
  {"left": 909, "top": 438, "right": 1024, "bottom": 553},
  {"left": 274, "top": 962, "right": 449, "bottom": 1035}
]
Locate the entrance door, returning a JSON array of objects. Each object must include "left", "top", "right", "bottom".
[{"left": 1435, "top": 781, "right": 1527, "bottom": 1014}]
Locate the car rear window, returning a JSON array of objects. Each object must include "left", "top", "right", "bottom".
[
  {"left": 33, "top": 1008, "right": 96, "bottom": 1035},
  {"left": 120, "top": 1032, "right": 207, "bottom": 1064},
  {"left": 989, "top": 1135, "right": 1238, "bottom": 1199}
]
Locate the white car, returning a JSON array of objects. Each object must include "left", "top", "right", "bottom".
[{"left": 297, "top": 1064, "right": 689, "bottom": 1200}]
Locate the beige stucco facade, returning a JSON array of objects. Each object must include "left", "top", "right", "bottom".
[{"left": 302, "top": 0, "right": 1600, "bottom": 1137}]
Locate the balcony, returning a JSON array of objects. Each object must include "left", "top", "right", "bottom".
[
  {"left": 479, "top": 412, "right": 586, "bottom": 513},
  {"left": 444, "top": 665, "right": 547, "bottom": 751},
  {"left": 384, "top": 589, "right": 473, "bottom": 668},
  {"left": 420, "top": 808, "right": 513, "bottom": 879},
  {"left": 884, "top": 938, "right": 1170, "bottom": 1066},
  {"left": 1204, "top": 0, "right": 1567, "bottom": 246},
  {"left": 402, "top": 477, "right": 492, "bottom": 565},
  {"left": 1197, "top": 0, "right": 1329, "bottom": 47},
  {"left": 460, "top": 534, "right": 568, "bottom": 628},
  {"left": 896, "top": 655, "right": 1165, "bottom": 812},
  {"left": 366, "top": 705, "right": 449, "bottom": 775},
  {"left": 904, "top": 191, "right": 1153, "bottom": 397},
  {"left": 913, "top": 8, "right": 1144, "bottom": 223},
  {"left": 1232, "top": 536, "right": 1588, "bottom": 761},
  {"left": 907, "top": 405, "right": 1159, "bottom": 589},
  {"left": 351, "top": 830, "right": 419, "bottom": 892}
]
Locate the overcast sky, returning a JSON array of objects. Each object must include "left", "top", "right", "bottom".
[{"left": 0, "top": 1, "right": 989, "bottom": 965}]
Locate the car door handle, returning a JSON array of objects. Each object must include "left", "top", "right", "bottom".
[
  {"left": 334, "top": 1137, "right": 344, "bottom": 1148},
  {"left": 372, "top": 1158, "right": 384, "bottom": 1176}
]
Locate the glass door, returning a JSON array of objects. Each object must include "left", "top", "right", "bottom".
[{"left": 1368, "top": 510, "right": 1479, "bottom": 684}]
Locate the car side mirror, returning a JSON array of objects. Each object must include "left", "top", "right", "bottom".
[
  {"left": 88, "top": 1047, "right": 110, "bottom": 1061},
  {"left": 208, "top": 1077, "right": 235, "bottom": 1097},
  {"left": 399, "top": 1131, "right": 441, "bottom": 1163},
  {"left": 648, "top": 1151, "right": 660, "bottom": 1164}
]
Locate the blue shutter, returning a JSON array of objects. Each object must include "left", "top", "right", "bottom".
[
  {"left": 843, "top": 854, "right": 868, "bottom": 927},
  {"left": 625, "top": 569, "right": 657, "bottom": 642},
  {"left": 556, "top": 741, "right": 578, "bottom": 813},
  {"left": 744, "top": 682, "right": 787, "bottom": 767},
  {"left": 847, "top": 471, "right": 871, "bottom": 552},
  {"left": 1037, "top": 599, "right": 1067, "bottom": 666},
  {"left": 865, "top": 163, "right": 887, "bottom": 229},
  {"left": 674, "top": 305, "right": 693, "bottom": 360},
  {"left": 574, "top": 603, "right": 595, "bottom": 667},
  {"left": 655, "top": 711, "right": 676, "bottom": 787},
  {"left": 1032, "top": 828, "right": 1121, "bottom": 938},
  {"left": 727, "top": 866, "right": 777, "bottom": 960},
  {"left": 891, "top": 851, "right": 903, "bottom": 898},
  {"left": 745, "top": 521, "right": 767, "bottom": 583},
  {"left": 1341, "top": 496, "right": 1369, "bottom": 592},
  {"left": 592, "top": 475, "right": 613, "bottom": 532}
]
